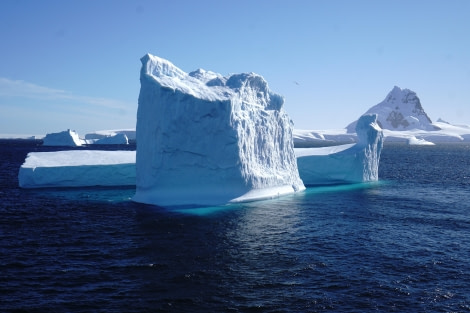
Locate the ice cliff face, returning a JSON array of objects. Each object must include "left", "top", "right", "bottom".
[
  {"left": 354, "top": 114, "right": 384, "bottom": 181},
  {"left": 347, "top": 86, "right": 436, "bottom": 132},
  {"left": 297, "top": 114, "right": 383, "bottom": 185},
  {"left": 134, "top": 54, "right": 305, "bottom": 206}
]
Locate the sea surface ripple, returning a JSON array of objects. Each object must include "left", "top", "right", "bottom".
[{"left": 1, "top": 140, "right": 469, "bottom": 312}]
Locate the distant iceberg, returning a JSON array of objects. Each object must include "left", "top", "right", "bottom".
[
  {"left": 407, "top": 137, "right": 435, "bottom": 145},
  {"left": 42, "top": 129, "right": 83, "bottom": 147},
  {"left": 85, "top": 129, "right": 136, "bottom": 142},
  {"left": 84, "top": 133, "right": 129, "bottom": 145},
  {"left": 296, "top": 114, "right": 383, "bottom": 185},
  {"left": 42, "top": 129, "right": 131, "bottom": 146},
  {"left": 95, "top": 133, "right": 129, "bottom": 145}
]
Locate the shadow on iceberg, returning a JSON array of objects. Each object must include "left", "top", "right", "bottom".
[{"left": 295, "top": 114, "right": 384, "bottom": 185}]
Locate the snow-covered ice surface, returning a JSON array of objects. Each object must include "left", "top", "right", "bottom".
[
  {"left": 133, "top": 54, "right": 305, "bottom": 207},
  {"left": 42, "top": 129, "right": 83, "bottom": 146},
  {"left": 296, "top": 114, "right": 383, "bottom": 185},
  {"left": 18, "top": 150, "right": 136, "bottom": 188},
  {"left": 383, "top": 122, "right": 470, "bottom": 143}
]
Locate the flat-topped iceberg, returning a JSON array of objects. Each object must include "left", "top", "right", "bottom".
[
  {"left": 133, "top": 54, "right": 305, "bottom": 206},
  {"left": 18, "top": 150, "right": 136, "bottom": 188},
  {"left": 296, "top": 114, "right": 383, "bottom": 185}
]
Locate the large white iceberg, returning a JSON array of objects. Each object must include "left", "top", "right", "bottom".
[
  {"left": 296, "top": 114, "right": 383, "bottom": 185},
  {"left": 18, "top": 150, "right": 136, "bottom": 188},
  {"left": 133, "top": 54, "right": 305, "bottom": 206}
]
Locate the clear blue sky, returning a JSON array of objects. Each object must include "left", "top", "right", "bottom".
[{"left": 1, "top": 0, "right": 469, "bottom": 135}]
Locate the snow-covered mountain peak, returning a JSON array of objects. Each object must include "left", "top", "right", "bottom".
[
  {"left": 347, "top": 86, "right": 436, "bottom": 132},
  {"left": 385, "top": 86, "right": 428, "bottom": 117}
]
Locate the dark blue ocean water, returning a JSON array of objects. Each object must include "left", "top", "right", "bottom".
[{"left": 1, "top": 140, "right": 469, "bottom": 312}]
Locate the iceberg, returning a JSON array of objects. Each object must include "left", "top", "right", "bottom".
[
  {"left": 133, "top": 54, "right": 305, "bottom": 206},
  {"left": 95, "top": 133, "right": 128, "bottom": 145},
  {"left": 85, "top": 133, "right": 129, "bottom": 145},
  {"left": 42, "top": 129, "right": 132, "bottom": 146},
  {"left": 16, "top": 115, "right": 384, "bottom": 190},
  {"left": 85, "top": 129, "right": 136, "bottom": 142},
  {"left": 42, "top": 129, "right": 83, "bottom": 146},
  {"left": 296, "top": 114, "right": 383, "bottom": 185},
  {"left": 407, "top": 136, "right": 435, "bottom": 145},
  {"left": 18, "top": 150, "right": 136, "bottom": 188}
]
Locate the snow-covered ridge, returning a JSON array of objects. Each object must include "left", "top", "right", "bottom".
[
  {"left": 294, "top": 121, "right": 470, "bottom": 147},
  {"left": 294, "top": 86, "right": 470, "bottom": 147}
]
